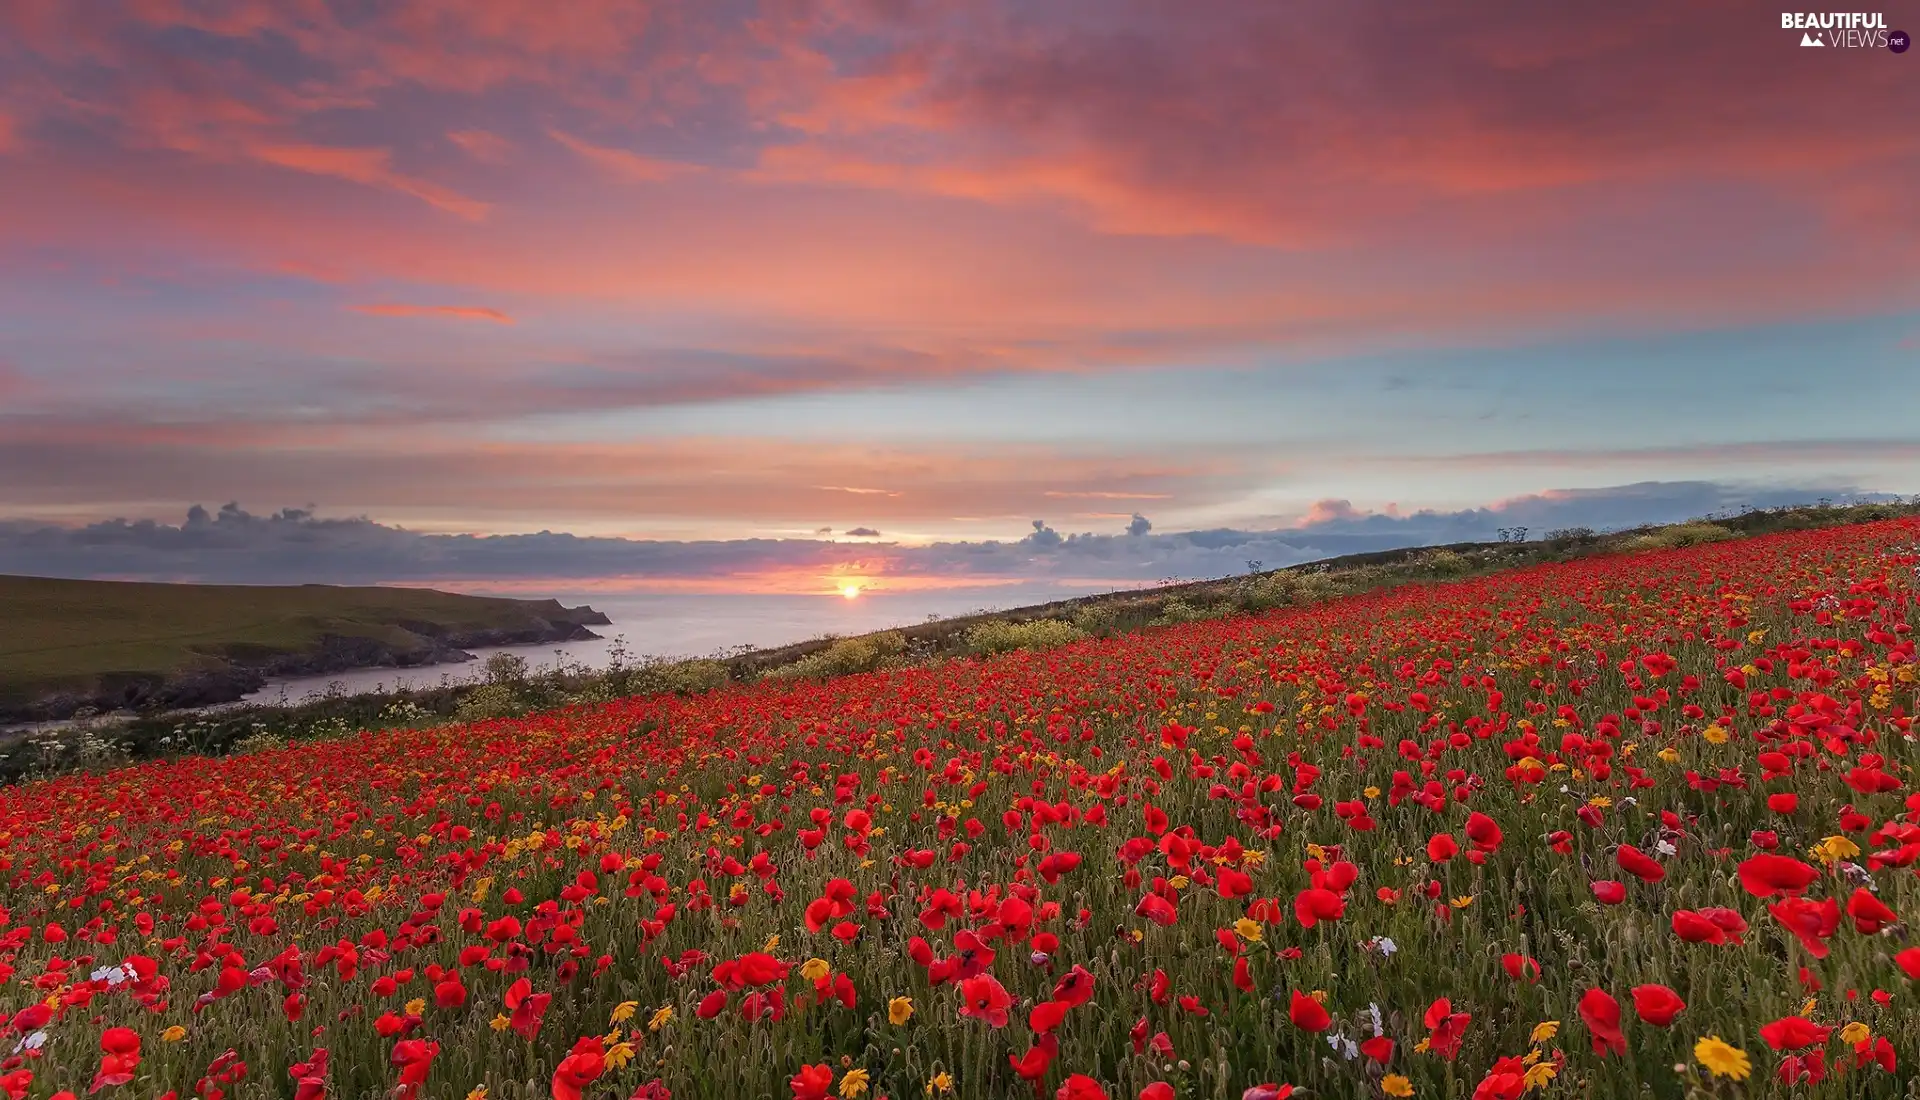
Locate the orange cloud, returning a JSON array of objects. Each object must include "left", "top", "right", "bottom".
[
  {"left": 249, "top": 143, "right": 489, "bottom": 220},
  {"left": 447, "top": 128, "right": 512, "bottom": 163},
  {"left": 548, "top": 130, "right": 699, "bottom": 182},
  {"left": 351, "top": 303, "right": 515, "bottom": 324}
]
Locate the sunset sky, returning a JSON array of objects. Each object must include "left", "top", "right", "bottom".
[{"left": 1, "top": 1, "right": 1916, "bottom": 590}]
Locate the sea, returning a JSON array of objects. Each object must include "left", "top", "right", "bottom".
[{"left": 238, "top": 585, "right": 1087, "bottom": 706}]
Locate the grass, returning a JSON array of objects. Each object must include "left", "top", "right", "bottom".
[{"left": 0, "top": 574, "right": 603, "bottom": 704}]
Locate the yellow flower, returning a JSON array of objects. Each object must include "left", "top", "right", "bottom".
[
  {"left": 489, "top": 1014, "right": 512, "bottom": 1032},
  {"left": 1363, "top": 786, "right": 1381, "bottom": 799},
  {"left": 649, "top": 1004, "right": 674, "bottom": 1032},
  {"left": 1811, "top": 835, "right": 1860, "bottom": 865},
  {"left": 1702, "top": 725, "right": 1729, "bottom": 744},
  {"left": 1234, "top": 918, "right": 1264, "bottom": 943},
  {"left": 889, "top": 996, "right": 915, "bottom": 1025},
  {"left": 764, "top": 933, "right": 782, "bottom": 952},
  {"left": 161, "top": 1025, "right": 188, "bottom": 1042},
  {"left": 1840, "top": 1021, "right": 1870, "bottom": 1045},
  {"left": 926, "top": 1071, "right": 954, "bottom": 1095},
  {"left": 611, "top": 1000, "right": 639, "bottom": 1023},
  {"left": 1522, "top": 1061, "right": 1557, "bottom": 1090},
  {"left": 604, "top": 1040, "right": 637, "bottom": 1069},
  {"left": 1798, "top": 996, "right": 1818, "bottom": 1017},
  {"left": 1413, "top": 1037, "right": 1432, "bottom": 1054},
  {"left": 839, "top": 1068, "right": 871, "bottom": 1098},
  {"left": 1656, "top": 746, "right": 1680, "bottom": 763},
  {"left": 1694, "top": 1036, "right": 1752, "bottom": 1081},
  {"left": 1449, "top": 895, "right": 1476, "bottom": 909},
  {"left": 404, "top": 997, "right": 427, "bottom": 1017},
  {"left": 1381, "top": 1074, "right": 1414, "bottom": 1097},
  {"left": 1529, "top": 1020, "right": 1560, "bottom": 1044},
  {"left": 800, "top": 958, "right": 832, "bottom": 983},
  {"left": 466, "top": 1089, "right": 489, "bottom": 1100},
  {"left": 1169, "top": 875, "right": 1190, "bottom": 890},
  {"left": 1585, "top": 796, "right": 1612, "bottom": 808}
]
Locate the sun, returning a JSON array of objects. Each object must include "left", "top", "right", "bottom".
[{"left": 839, "top": 583, "right": 862, "bottom": 599}]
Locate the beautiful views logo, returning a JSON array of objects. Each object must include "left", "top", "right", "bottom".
[{"left": 1781, "top": 11, "right": 1907, "bottom": 48}]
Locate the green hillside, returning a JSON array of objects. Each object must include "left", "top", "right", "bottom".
[{"left": 0, "top": 575, "right": 605, "bottom": 709}]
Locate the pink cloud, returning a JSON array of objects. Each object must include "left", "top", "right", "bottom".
[
  {"left": 248, "top": 143, "right": 489, "bottom": 220},
  {"left": 447, "top": 128, "right": 512, "bottom": 163},
  {"left": 548, "top": 129, "right": 699, "bottom": 182},
  {"left": 352, "top": 302, "right": 514, "bottom": 323}
]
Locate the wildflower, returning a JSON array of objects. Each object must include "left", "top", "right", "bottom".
[
  {"left": 649, "top": 1005, "right": 674, "bottom": 1032},
  {"left": 1381, "top": 1076, "right": 1414, "bottom": 1098},
  {"left": 926, "top": 1071, "right": 954, "bottom": 1095},
  {"left": 791, "top": 1064, "right": 834, "bottom": 1100},
  {"left": 839, "top": 1068, "right": 870, "bottom": 1098},
  {"left": 161, "top": 1026, "right": 187, "bottom": 1043},
  {"left": 1631, "top": 985, "right": 1685, "bottom": 1027},
  {"left": 603, "top": 1040, "right": 637, "bottom": 1069},
  {"left": 1839, "top": 1022, "right": 1870, "bottom": 1045},
  {"left": 1578, "top": 988, "right": 1625, "bottom": 1056},
  {"left": 611, "top": 1001, "right": 638, "bottom": 1024},
  {"left": 800, "top": 958, "right": 832, "bottom": 983},
  {"left": 1234, "top": 918, "right": 1263, "bottom": 943},
  {"left": 1289, "top": 990, "right": 1331, "bottom": 1032},
  {"left": 1694, "top": 1036, "right": 1752, "bottom": 1080},
  {"left": 1529, "top": 1020, "right": 1559, "bottom": 1043},
  {"left": 889, "top": 996, "right": 915, "bottom": 1025},
  {"left": 959, "top": 974, "right": 1013, "bottom": 1028}
]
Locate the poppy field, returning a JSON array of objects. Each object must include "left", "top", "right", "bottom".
[{"left": 4, "top": 519, "right": 1920, "bottom": 1100}]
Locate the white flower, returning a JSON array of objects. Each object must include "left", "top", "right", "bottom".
[
  {"left": 1369, "top": 936, "right": 1398, "bottom": 956},
  {"left": 1654, "top": 839, "right": 1677, "bottom": 857},
  {"left": 1368, "top": 1002, "right": 1384, "bottom": 1036},
  {"left": 92, "top": 964, "right": 132, "bottom": 986},
  {"left": 12, "top": 1030, "right": 47, "bottom": 1054}
]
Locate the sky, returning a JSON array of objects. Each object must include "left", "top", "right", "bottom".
[{"left": 0, "top": 1, "right": 1916, "bottom": 593}]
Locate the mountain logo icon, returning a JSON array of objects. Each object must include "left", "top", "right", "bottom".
[{"left": 1800, "top": 31, "right": 1824, "bottom": 45}]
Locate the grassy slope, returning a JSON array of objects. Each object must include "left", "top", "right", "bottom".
[{"left": 0, "top": 575, "right": 597, "bottom": 701}]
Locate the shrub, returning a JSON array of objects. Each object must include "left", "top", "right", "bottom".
[
  {"left": 964, "top": 618, "right": 1084, "bottom": 656},
  {"left": 1234, "top": 573, "right": 1299, "bottom": 611},
  {"left": 626, "top": 657, "right": 730, "bottom": 697},
  {"left": 1417, "top": 549, "right": 1472, "bottom": 576},
  {"left": 765, "top": 632, "right": 907, "bottom": 681}
]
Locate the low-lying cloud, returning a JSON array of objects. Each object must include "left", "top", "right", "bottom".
[{"left": 0, "top": 482, "right": 1898, "bottom": 592}]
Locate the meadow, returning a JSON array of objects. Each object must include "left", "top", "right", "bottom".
[{"left": 1, "top": 518, "right": 1917, "bottom": 1099}]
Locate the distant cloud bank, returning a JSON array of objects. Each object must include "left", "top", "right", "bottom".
[{"left": 0, "top": 481, "right": 1897, "bottom": 593}]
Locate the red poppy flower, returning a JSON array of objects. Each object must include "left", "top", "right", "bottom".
[
  {"left": 1057, "top": 1075, "right": 1109, "bottom": 1100},
  {"left": 1737, "top": 854, "right": 1819, "bottom": 898},
  {"left": 1288, "top": 991, "right": 1331, "bottom": 1032},
  {"left": 959, "top": 974, "right": 1013, "bottom": 1028},
  {"left": 1760, "top": 1015, "right": 1832, "bottom": 1051},
  {"left": 1578, "top": 988, "right": 1625, "bottom": 1056},
  {"left": 1591, "top": 880, "right": 1627, "bottom": 905},
  {"left": 1846, "top": 888, "right": 1897, "bottom": 933},
  {"left": 789, "top": 1064, "right": 833, "bottom": 1100},
  {"left": 1630, "top": 984, "right": 1685, "bottom": 1027},
  {"left": 1615, "top": 845, "right": 1665, "bottom": 883}
]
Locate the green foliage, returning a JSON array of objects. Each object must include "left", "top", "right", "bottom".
[
  {"left": 453, "top": 682, "right": 524, "bottom": 723},
  {"left": 764, "top": 631, "right": 907, "bottom": 681},
  {"left": 625, "top": 657, "right": 731, "bottom": 697},
  {"left": 1417, "top": 549, "right": 1473, "bottom": 576},
  {"left": 962, "top": 618, "right": 1084, "bottom": 656}
]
